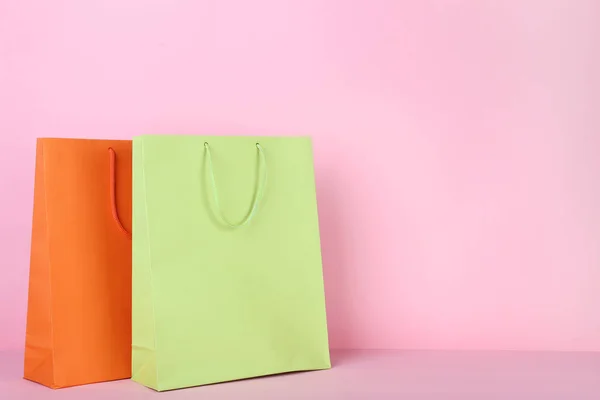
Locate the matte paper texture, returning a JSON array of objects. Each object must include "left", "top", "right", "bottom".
[
  {"left": 132, "top": 135, "right": 330, "bottom": 391},
  {"left": 24, "top": 138, "right": 132, "bottom": 388}
]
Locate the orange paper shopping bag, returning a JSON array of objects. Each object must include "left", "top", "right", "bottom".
[{"left": 24, "top": 138, "right": 132, "bottom": 389}]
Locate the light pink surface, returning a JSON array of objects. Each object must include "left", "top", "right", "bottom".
[
  {"left": 1, "top": 1, "right": 600, "bottom": 351},
  {"left": 2, "top": 350, "right": 600, "bottom": 399}
]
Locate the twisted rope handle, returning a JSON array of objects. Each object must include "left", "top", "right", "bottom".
[
  {"left": 108, "top": 147, "right": 131, "bottom": 239},
  {"left": 204, "top": 142, "right": 267, "bottom": 228}
]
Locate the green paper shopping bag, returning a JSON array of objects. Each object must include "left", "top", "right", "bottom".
[{"left": 132, "top": 135, "right": 330, "bottom": 391}]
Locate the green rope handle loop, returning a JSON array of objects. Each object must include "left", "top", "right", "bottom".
[{"left": 204, "top": 142, "right": 267, "bottom": 228}]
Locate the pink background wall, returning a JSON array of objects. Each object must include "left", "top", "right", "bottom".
[{"left": 1, "top": 0, "right": 599, "bottom": 351}]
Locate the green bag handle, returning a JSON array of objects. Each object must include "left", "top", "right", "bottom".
[{"left": 204, "top": 142, "right": 267, "bottom": 228}]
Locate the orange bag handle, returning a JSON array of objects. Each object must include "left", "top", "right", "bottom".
[{"left": 108, "top": 148, "right": 131, "bottom": 239}]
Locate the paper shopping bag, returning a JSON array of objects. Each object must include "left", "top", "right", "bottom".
[
  {"left": 132, "top": 135, "right": 330, "bottom": 391},
  {"left": 24, "top": 138, "right": 132, "bottom": 388}
]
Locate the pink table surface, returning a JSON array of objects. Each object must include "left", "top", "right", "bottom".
[{"left": 2, "top": 350, "right": 599, "bottom": 399}]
